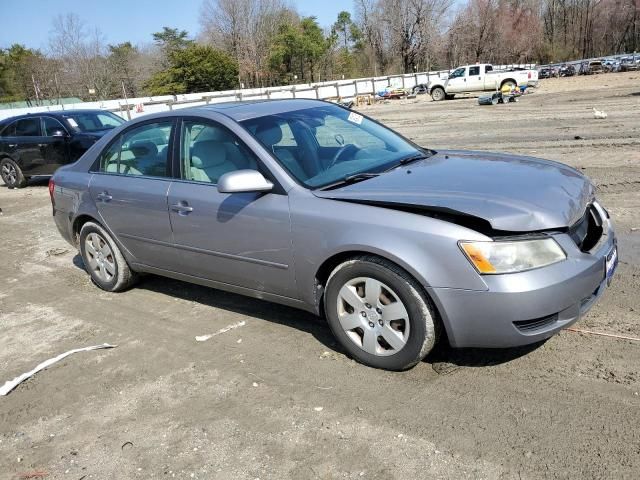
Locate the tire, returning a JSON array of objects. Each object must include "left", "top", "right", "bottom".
[
  {"left": 430, "top": 87, "right": 445, "bottom": 101},
  {"left": 324, "top": 255, "right": 439, "bottom": 371},
  {"left": 79, "top": 221, "right": 137, "bottom": 292},
  {"left": 0, "top": 158, "right": 27, "bottom": 188}
]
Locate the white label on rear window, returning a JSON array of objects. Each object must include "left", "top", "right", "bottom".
[
  {"left": 347, "top": 112, "right": 363, "bottom": 125},
  {"left": 67, "top": 118, "right": 79, "bottom": 128}
]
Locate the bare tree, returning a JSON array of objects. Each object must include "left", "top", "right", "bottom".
[
  {"left": 49, "top": 13, "right": 112, "bottom": 99},
  {"left": 199, "top": 0, "right": 293, "bottom": 86}
]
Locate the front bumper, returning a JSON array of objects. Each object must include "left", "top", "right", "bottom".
[{"left": 429, "top": 221, "right": 616, "bottom": 348}]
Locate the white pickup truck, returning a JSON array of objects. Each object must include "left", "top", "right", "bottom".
[{"left": 426, "top": 64, "right": 538, "bottom": 101}]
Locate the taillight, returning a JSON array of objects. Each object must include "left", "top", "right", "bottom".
[
  {"left": 528, "top": 71, "right": 532, "bottom": 79},
  {"left": 48, "top": 178, "right": 55, "bottom": 205}
]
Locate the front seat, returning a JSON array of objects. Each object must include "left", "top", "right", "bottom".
[
  {"left": 190, "top": 140, "right": 237, "bottom": 184},
  {"left": 254, "top": 123, "right": 308, "bottom": 181}
]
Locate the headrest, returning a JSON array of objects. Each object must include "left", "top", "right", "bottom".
[
  {"left": 191, "top": 140, "right": 227, "bottom": 168},
  {"left": 255, "top": 123, "right": 283, "bottom": 147},
  {"left": 195, "top": 126, "right": 230, "bottom": 143},
  {"left": 130, "top": 140, "right": 158, "bottom": 158}
]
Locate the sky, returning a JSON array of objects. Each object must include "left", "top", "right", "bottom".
[{"left": 0, "top": 0, "right": 350, "bottom": 50}]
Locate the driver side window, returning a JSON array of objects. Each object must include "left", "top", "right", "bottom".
[{"left": 181, "top": 120, "right": 258, "bottom": 184}]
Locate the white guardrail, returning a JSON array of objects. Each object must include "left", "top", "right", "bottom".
[{"left": 0, "top": 64, "right": 536, "bottom": 122}]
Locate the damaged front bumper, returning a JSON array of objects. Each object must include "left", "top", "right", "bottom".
[{"left": 428, "top": 210, "right": 617, "bottom": 348}]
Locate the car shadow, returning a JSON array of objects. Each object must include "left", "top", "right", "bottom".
[
  {"left": 424, "top": 341, "right": 545, "bottom": 375},
  {"left": 72, "top": 253, "right": 547, "bottom": 370},
  {"left": 0, "top": 176, "right": 50, "bottom": 189}
]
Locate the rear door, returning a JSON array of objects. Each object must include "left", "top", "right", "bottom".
[
  {"left": 466, "top": 65, "right": 483, "bottom": 91},
  {"left": 88, "top": 119, "right": 181, "bottom": 270},
  {"left": 167, "top": 117, "right": 297, "bottom": 298},
  {"left": 9, "top": 118, "right": 45, "bottom": 176}
]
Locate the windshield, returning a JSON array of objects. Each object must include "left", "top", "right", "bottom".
[
  {"left": 241, "top": 104, "right": 422, "bottom": 188},
  {"left": 63, "top": 111, "right": 124, "bottom": 133}
]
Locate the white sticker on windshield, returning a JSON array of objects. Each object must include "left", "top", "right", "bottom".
[
  {"left": 347, "top": 111, "right": 363, "bottom": 125},
  {"left": 67, "top": 118, "right": 79, "bottom": 128}
]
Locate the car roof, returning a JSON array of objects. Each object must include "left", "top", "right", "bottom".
[
  {"left": 177, "top": 98, "right": 333, "bottom": 122},
  {"left": 0, "top": 109, "right": 116, "bottom": 125}
]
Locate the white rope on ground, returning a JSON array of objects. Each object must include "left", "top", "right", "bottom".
[
  {"left": 564, "top": 328, "right": 640, "bottom": 342},
  {"left": 0, "top": 344, "right": 117, "bottom": 396}
]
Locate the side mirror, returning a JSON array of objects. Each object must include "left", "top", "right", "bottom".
[
  {"left": 217, "top": 169, "right": 273, "bottom": 194},
  {"left": 52, "top": 130, "right": 68, "bottom": 138}
]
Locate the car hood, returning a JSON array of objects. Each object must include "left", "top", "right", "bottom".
[{"left": 313, "top": 150, "right": 594, "bottom": 232}]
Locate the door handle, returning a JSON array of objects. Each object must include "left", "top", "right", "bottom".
[
  {"left": 171, "top": 202, "right": 193, "bottom": 215},
  {"left": 8, "top": 144, "right": 17, "bottom": 148},
  {"left": 96, "top": 191, "right": 113, "bottom": 202},
  {"left": 38, "top": 143, "right": 47, "bottom": 147}
]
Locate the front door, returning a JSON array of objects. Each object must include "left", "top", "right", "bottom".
[
  {"left": 167, "top": 118, "right": 297, "bottom": 298},
  {"left": 445, "top": 67, "right": 467, "bottom": 93},
  {"left": 40, "top": 116, "right": 69, "bottom": 174},
  {"left": 88, "top": 119, "right": 180, "bottom": 270}
]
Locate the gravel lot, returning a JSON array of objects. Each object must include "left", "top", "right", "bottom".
[{"left": 1, "top": 72, "right": 639, "bottom": 480}]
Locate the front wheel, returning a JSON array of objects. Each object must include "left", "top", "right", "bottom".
[
  {"left": 430, "top": 87, "right": 445, "bottom": 101},
  {"left": 324, "top": 256, "right": 439, "bottom": 371},
  {"left": 0, "top": 158, "right": 27, "bottom": 188}
]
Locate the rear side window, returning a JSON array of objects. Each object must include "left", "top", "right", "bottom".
[
  {"left": 15, "top": 118, "right": 41, "bottom": 137},
  {"left": 468, "top": 66, "right": 480, "bottom": 76},
  {"left": 97, "top": 121, "right": 173, "bottom": 178},
  {"left": 0, "top": 121, "right": 16, "bottom": 136}
]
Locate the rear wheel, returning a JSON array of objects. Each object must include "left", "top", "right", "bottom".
[
  {"left": 0, "top": 158, "right": 27, "bottom": 188},
  {"left": 431, "top": 87, "right": 445, "bottom": 101},
  {"left": 79, "top": 221, "right": 137, "bottom": 292},
  {"left": 324, "top": 255, "right": 439, "bottom": 371}
]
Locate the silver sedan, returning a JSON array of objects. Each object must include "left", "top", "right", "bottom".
[{"left": 50, "top": 99, "right": 617, "bottom": 370}]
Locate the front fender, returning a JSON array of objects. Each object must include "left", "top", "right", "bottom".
[{"left": 289, "top": 191, "right": 489, "bottom": 308}]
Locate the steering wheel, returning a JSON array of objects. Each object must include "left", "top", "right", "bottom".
[{"left": 328, "top": 144, "right": 359, "bottom": 168}]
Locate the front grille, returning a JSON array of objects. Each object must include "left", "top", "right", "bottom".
[
  {"left": 513, "top": 314, "right": 558, "bottom": 333},
  {"left": 569, "top": 204, "right": 603, "bottom": 252}
]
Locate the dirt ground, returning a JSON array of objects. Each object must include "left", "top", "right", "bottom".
[{"left": 1, "top": 72, "right": 639, "bottom": 480}]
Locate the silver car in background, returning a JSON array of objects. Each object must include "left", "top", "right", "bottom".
[{"left": 50, "top": 99, "right": 617, "bottom": 370}]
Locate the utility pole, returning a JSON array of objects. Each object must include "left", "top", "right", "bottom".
[
  {"left": 121, "top": 80, "right": 131, "bottom": 121},
  {"left": 54, "top": 73, "right": 61, "bottom": 107},
  {"left": 32, "top": 74, "right": 40, "bottom": 106}
]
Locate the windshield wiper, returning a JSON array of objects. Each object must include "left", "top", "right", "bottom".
[
  {"left": 318, "top": 172, "right": 380, "bottom": 190},
  {"left": 385, "top": 151, "right": 433, "bottom": 172}
]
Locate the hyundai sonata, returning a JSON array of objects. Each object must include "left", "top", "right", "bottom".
[{"left": 50, "top": 99, "right": 617, "bottom": 370}]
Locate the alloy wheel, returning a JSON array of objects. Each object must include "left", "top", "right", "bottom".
[
  {"left": 336, "top": 276, "right": 410, "bottom": 356},
  {"left": 1, "top": 163, "right": 17, "bottom": 186},
  {"left": 84, "top": 232, "right": 116, "bottom": 283}
]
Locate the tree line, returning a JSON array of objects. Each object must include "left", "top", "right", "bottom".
[{"left": 1, "top": 0, "right": 638, "bottom": 105}]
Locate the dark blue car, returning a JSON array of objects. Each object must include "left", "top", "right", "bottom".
[{"left": 0, "top": 109, "right": 125, "bottom": 188}]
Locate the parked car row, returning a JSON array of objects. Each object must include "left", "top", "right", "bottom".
[
  {"left": 538, "top": 56, "right": 640, "bottom": 79},
  {"left": 0, "top": 110, "right": 125, "bottom": 188}
]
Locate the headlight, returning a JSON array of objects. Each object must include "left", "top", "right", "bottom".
[{"left": 460, "top": 238, "right": 566, "bottom": 274}]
